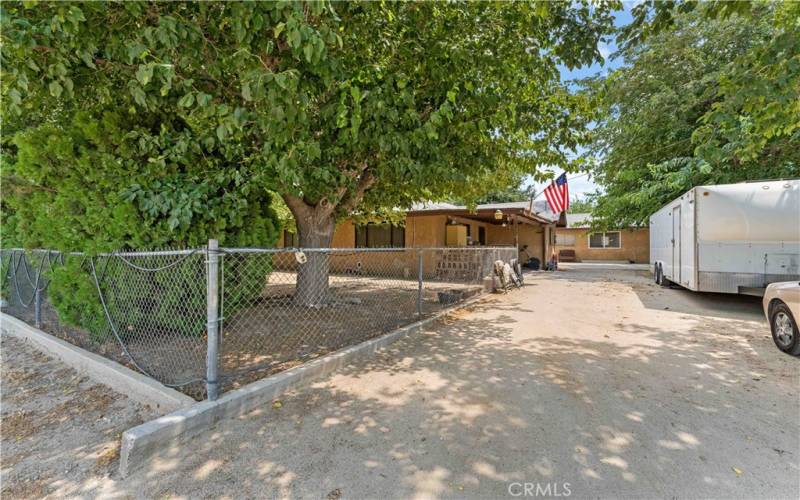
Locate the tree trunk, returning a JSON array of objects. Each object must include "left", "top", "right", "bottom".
[
  {"left": 287, "top": 198, "right": 336, "bottom": 307},
  {"left": 281, "top": 166, "right": 375, "bottom": 307}
]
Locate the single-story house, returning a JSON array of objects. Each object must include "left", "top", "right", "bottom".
[
  {"left": 278, "top": 200, "right": 564, "bottom": 274},
  {"left": 554, "top": 213, "right": 649, "bottom": 263}
]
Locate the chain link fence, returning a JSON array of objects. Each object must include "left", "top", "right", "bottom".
[{"left": 1, "top": 244, "right": 517, "bottom": 400}]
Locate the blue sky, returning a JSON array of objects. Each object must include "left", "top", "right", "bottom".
[{"left": 528, "top": 2, "right": 636, "bottom": 201}]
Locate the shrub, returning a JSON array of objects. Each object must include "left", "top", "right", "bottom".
[{"left": 1, "top": 110, "right": 280, "bottom": 340}]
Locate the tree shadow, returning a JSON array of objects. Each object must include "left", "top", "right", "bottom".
[{"left": 101, "top": 277, "right": 798, "bottom": 500}]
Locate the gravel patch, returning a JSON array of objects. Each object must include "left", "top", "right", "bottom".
[{"left": 0, "top": 334, "right": 158, "bottom": 499}]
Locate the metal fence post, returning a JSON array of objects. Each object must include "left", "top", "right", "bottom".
[
  {"left": 206, "top": 239, "right": 220, "bottom": 401},
  {"left": 417, "top": 249, "right": 424, "bottom": 318},
  {"left": 34, "top": 286, "right": 42, "bottom": 329}
]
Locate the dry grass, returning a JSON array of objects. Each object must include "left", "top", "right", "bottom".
[
  {"left": 2, "top": 410, "right": 36, "bottom": 441},
  {"left": 94, "top": 439, "right": 121, "bottom": 472}
]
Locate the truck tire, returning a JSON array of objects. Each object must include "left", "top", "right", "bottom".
[
  {"left": 769, "top": 302, "right": 800, "bottom": 356},
  {"left": 654, "top": 264, "right": 660, "bottom": 284}
]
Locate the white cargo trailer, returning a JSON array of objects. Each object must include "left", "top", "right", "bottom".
[{"left": 650, "top": 179, "right": 800, "bottom": 295}]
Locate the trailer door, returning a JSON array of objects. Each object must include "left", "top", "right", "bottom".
[{"left": 672, "top": 205, "right": 681, "bottom": 283}]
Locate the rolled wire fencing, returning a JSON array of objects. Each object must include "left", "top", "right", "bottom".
[{"left": 1, "top": 243, "right": 517, "bottom": 400}]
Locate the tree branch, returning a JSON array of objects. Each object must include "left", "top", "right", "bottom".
[
  {"left": 337, "top": 169, "right": 377, "bottom": 216},
  {"left": 282, "top": 192, "right": 311, "bottom": 219}
]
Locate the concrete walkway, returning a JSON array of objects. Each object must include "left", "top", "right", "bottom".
[
  {"left": 558, "top": 261, "right": 651, "bottom": 271},
  {"left": 69, "top": 268, "right": 800, "bottom": 498}
]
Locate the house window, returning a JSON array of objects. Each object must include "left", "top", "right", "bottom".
[
  {"left": 588, "top": 231, "right": 621, "bottom": 249},
  {"left": 283, "top": 230, "right": 299, "bottom": 248},
  {"left": 556, "top": 233, "right": 576, "bottom": 246},
  {"left": 355, "top": 223, "right": 405, "bottom": 248}
]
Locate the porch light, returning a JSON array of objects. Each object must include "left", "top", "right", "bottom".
[{"left": 494, "top": 209, "right": 503, "bottom": 220}]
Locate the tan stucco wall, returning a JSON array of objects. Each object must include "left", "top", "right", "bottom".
[
  {"left": 554, "top": 227, "right": 650, "bottom": 263},
  {"left": 278, "top": 219, "right": 387, "bottom": 248},
  {"left": 486, "top": 222, "right": 549, "bottom": 264},
  {"left": 277, "top": 214, "right": 554, "bottom": 273},
  {"left": 332, "top": 221, "right": 356, "bottom": 247},
  {"left": 405, "top": 215, "right": 448, "bottom": 247}
]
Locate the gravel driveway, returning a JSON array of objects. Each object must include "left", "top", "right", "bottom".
[{"left": 6, "top": 267, "right": 800, "bottom": 498}]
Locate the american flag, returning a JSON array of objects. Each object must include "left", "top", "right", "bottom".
[{"left": 543, "top": 173, "right": 569, "bottom": 214}]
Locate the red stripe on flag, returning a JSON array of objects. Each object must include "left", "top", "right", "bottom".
[{"left": 544, "top": 182, "right": 563, "bottom": 213}]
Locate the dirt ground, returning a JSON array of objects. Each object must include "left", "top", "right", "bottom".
[
  {"left": 218, "top": 275, "right": 482, "bottom": 393},
  {"left": 0, "top": 334, "right": 158, "bottom": 499},
  {"left": 4, "top": 266, "right": 799, "bottom": 498},
  {"left": 3, "top": 273, "right": 482, "bottom": 400}
]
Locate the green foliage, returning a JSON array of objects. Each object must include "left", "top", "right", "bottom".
[
  {"left": 586, "top": 3, "right": 799, "bottom": 228},
  {"left": 0, "top": 0, "right": 617, "bottom": 310},
  {"left": 3, "top": 110, "right": 279, "bottom": 251},
  {"left": 568, "top": 195, "right": 596, "bottom": 214},
  {"left": 42, "top": 252, "right": 273, "bottom": 343},
  {"left": 47, "top": 258, "right": 108, "bottom": 338},
  {"left": 0, "top": 106, "right": 279, "bottom": 341},
  {"left": 452, "top": 182, "right": 535, "bottom": 206},
  {"left": 693, "top": 2, "right": 800, "bottom": 164},
  {"left": 1, "top": 0, "right": 617, "bottom": 222},
  {"left": 619, "top": 0, "right": 753, "bottom": 50}
]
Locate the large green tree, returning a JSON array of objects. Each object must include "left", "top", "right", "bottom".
[
  {"left": 586, "top": 1, "right": 799, "bottom": 228},
  {"left": 2, "top": 1, "right": 616, "bottom": 304}
]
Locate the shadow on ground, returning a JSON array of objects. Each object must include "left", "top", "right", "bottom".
[{"left": 20, "top": 269, "right": 800, "bottom": 499}]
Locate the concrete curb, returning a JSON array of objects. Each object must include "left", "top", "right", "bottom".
[
  {"left": 118, "top": 291, "right": 494, "bottom": 478},
  {"left": 0, "top": 312, "right": 195, "bottom": 413}
]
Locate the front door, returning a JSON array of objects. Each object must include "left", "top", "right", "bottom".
[{"left": 672, "top": 205, "right": 681, "bottom": 283}]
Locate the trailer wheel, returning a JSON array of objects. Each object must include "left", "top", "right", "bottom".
[
  {"left": 656, "top": 264, "right": 670, "bottom": 287},
  {"left": 769, "top": 302, "right": 800, "bottom": 356},
  {"left": 653, "top": 264, "right": 660, "bottom": 284}
]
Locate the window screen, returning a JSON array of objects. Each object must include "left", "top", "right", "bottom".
[
  {"left": 588, "top": 232, "right": 621, "bottom": 248},
  {"left": 589, "top": 233, "right": 605, "bottom": 248},
  {"left": 556, "top": 234, "right": 576, "bottom": 246}
]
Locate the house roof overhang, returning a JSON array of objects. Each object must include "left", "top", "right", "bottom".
[{"left": 406, "top": 206, "right": 557, "bottom": 226}]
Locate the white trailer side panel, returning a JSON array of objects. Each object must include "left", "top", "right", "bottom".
[
  {"left": 649, "top": 204, "right": 672, "bottom": 275},
  {"left": 695, "top": 180, "right": 800, "bottom": 292},
  {"left": 649, "top": 189, "right": 696, "bottom": 290},
  {"left": 679, "top": 188, "right": 696, "bottom": 290}
]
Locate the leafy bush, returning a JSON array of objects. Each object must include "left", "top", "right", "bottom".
[
  {"left": 47, "top": 257, "right": 109, "bottom": 338},
  {"left": 1, "top": 110, "right": 280, "bottom": 340}
]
